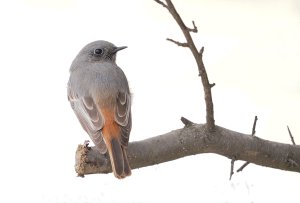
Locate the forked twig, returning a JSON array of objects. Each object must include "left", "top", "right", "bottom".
[{"left": 155, "top": 0, "right": 215, "bottom": 131}]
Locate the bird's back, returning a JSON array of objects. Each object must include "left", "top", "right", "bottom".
[{"left": 69, "top": 61, "right": 129, "bottom": 107}]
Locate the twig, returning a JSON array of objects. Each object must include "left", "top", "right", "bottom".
[
  {"left": 237, "top": 162, "right": 250, "bottom": 173},
  {"left": 237, "top": 116, "right": 258, "bottom": 173},
  {"left": 181, "top": 117, "right": 194, "bottom": 127},
  {"left": 154, "top": 0, "right": 167, "bottom": 8},
  {"left": 166, "top": 38, "right": 188, "bottom": 47},
  {"left": 287, "top": 126, "right": 296, "bottom": 145},
  {"left": 286, "top": 126, "right": 297, "bottom": 168},
  {"left": 187, "top": 21, "right": 198, "bottom": 33},
  {"left": 229, "top": 156, "right": 236, "bottom": 180},
  {"left": 252, "top": 116, "right": 258, "bottom": 136},
  {"left": 199, "top": 47, "right": 204, "bottom": 55},
  {"left": 155, "top": 0, "right": 215, "bottom": 131}
]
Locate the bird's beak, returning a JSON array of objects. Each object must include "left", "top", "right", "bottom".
[{"left": 113, "top": 46, "right": 127, "bottom": 54}]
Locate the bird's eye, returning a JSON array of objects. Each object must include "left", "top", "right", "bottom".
[{"left": 94, "top": 48, "right": 103, "bottom": 55}]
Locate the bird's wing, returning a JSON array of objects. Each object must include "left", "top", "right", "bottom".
[
  {"left": 68, "top": 86, "right": 107, "bottom": 154},
  {"left": 114, "top": 91, "right": 132, "bottom": 147}
]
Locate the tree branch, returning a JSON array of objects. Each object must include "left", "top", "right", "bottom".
[
  {"left": 156, "top": 0, "right": 215, "bottom": 131},
  {"left": 75, "top": 125, "right": 300, "bottom": 176}
]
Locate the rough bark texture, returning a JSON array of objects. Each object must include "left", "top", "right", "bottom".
[{"left": 75, "top": 124, "right": 300, "bottom": 176}]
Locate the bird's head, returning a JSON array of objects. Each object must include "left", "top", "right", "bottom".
[{"left": 76, "top": 40, "right": 127, "bottom": 63}]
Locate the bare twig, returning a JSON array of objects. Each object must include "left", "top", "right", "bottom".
[
  {"left": 199, "top": 46, "right": 204, "bottom": 55},
  {"left": 287, "top": 125, "right": 296, "bottom": 145},
  {"left": 210, "top": 83, "right": 215, "bottom": 88},
  {"left": 229, "top": 156, "right": 236, "bottom": 180},
  {"left": 237, "top": 162, "right": 250, "bottom": 173},
  {"left": 187, "top": 20, "right": 198, "bottom": 33},
  {"left": 252, "top": 116, "right": 258, "bottom": 136},
  {"left": 154, "top": 0, "right": 167, "bottom": 8},
  {"left": 181, "top": 117, "right": 194, "bottom": 127},
  {"left": 155, "top": 0, "right": 215, "bottom": 131},
  {"left": 236, "top": 116, "right": 258, "bottom": 173},
  {"left": 166, "top": 38, "right": 189, "bottom": 47}
]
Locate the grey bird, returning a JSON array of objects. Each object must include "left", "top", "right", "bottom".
[{"left": 67, "top": 40, "right": 132, "bottom": 179}]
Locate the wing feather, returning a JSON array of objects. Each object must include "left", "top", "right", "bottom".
[
  {"left": 115, "top": 91, "right": 132, "bottom": 147},
  {"left": 68, "top": 86, "right": 107, "bottom": 154}
]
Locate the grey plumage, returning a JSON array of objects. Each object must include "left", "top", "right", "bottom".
[{"left": 68, "top": 40, "right": 132, "bottom": 178}]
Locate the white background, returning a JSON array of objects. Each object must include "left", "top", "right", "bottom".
[{"left": 0, "top": 0, "right": 299, "bottom": 202}]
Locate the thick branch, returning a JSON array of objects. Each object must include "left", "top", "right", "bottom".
[
  {"left": 156, "top": 0, "right": 215, "bottom": 130},
  {"left": 75, "top": 125, "right": 300, "bottom": 176}
]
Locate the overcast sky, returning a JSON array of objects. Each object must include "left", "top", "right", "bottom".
[{"left": 0, "top": 0, "right": 299, "bottom": 202}]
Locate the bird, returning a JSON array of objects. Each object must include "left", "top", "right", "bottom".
[{"left": 67, "top": 40, "right": 132, "bottom": 179}]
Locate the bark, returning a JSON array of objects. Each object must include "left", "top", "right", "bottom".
[{"left": 75, "top": 124, "right": 300, "bottom": 176}]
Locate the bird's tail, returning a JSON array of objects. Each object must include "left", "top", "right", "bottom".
[
  {"left": 108, "top": 138, "right": 131, "bottom": 179},
  {"left": 101, "top": 109, "right": 131, "bottom": 179}
]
